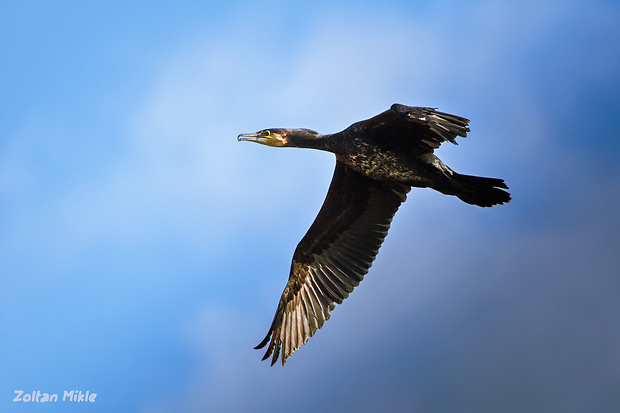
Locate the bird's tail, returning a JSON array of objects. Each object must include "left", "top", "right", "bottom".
[{"left": 446, "top": 173, "right": 511, "bottom": 207}]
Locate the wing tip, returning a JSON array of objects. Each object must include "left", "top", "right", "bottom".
[
  {"left": 254, "top": 330, "right": 271, "bottom": 350},
  {"left": 255, "top": 330, "right": 290, "bottom": 366}
]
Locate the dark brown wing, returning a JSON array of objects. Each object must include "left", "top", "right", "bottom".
[
  {"left": 391, "top": 104, "right": 470, "bottom": 147},
  {"left": 349, "top": 104, "right": 471, "bottom": 154},
  {"left": 255, "top": 162, "right": 410, "bottom": 365}
]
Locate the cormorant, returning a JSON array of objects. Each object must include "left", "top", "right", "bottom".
[{"left": 238, "top": 104, "right": 510, "bottom": 366}]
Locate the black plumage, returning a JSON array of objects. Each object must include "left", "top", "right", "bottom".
[{"left": 238, "top": 104, "right": 510, "bottom": 365}]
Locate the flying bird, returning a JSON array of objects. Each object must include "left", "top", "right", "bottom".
[{"left": 238, "top": 104, "right": 510, "bottom": 365}]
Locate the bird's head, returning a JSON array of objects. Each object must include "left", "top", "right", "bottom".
[{"left": 237, "top": 128, "right": 320, "bottom": 148}]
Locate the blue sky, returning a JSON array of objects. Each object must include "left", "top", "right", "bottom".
[{"left": 1, "top": 1, "right": 619, "bottom": 412}]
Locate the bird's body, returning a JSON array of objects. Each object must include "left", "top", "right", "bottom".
[{"left": 238, "top": 104, "right": 510, "bottom": 366}]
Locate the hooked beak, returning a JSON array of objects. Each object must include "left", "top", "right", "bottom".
[{"left": 237, "top": 133, "right": 265, "bottom": 143}]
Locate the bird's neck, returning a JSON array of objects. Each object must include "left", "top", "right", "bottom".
[{"left": 289, "top": 133, "right": 333, "bottom": 153}]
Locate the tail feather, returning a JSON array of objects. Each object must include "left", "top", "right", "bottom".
[{"left": 450, "top": 173, "right": 511, "bottom": 207}]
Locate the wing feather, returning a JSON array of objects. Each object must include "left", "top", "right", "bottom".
[
  {"left": 390, "top": 104, "right": 470, "bottom": 149},
  {"left": 348, "top": 104, "right": 471, "bottom": 154},
  {"left": 256, "top": 162, "right": 410, "bottom": 365}
]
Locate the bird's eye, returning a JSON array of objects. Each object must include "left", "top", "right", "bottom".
[{"left": 262, "top": 130, "right": 271, "bottom": 137}]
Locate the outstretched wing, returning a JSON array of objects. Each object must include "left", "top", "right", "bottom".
[
  {"left": 349, "top": 104, "right": 471, "bottom": 154},
  {"left": 256, "top": 162, "right": 410, "bottom": 365},
  {"left": 390, "top": 104, "right": 470, "bottom": 149}
]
